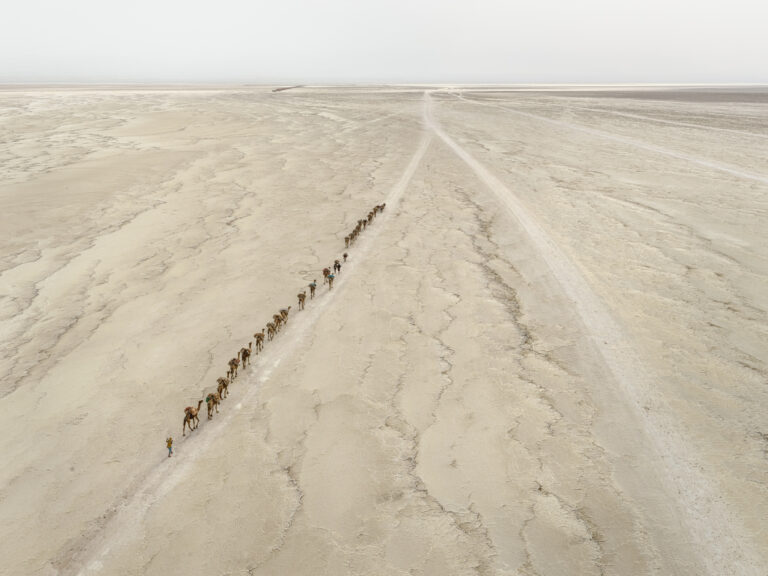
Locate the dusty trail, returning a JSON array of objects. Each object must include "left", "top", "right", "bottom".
[
  {"left": 65, "top": 128, "right": 433, "bottom": 576},
  {"left": 454, "top": 93, "right": 768, "bottom": 185},
  {"left": 424, "top": 91, "right": 764, "bottom": 576},
  {"left": 567, "top": 104, "right": 768, "bottom": 140}
]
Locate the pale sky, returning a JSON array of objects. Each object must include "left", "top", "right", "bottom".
[{"left": 2, "top": 0, "right": 767, "bottom": 83}]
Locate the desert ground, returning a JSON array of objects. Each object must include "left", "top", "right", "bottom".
[{"left": 0, "top": 85, "right": 766, "bottom": 576}]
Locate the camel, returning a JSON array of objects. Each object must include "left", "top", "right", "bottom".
[
  {"left": 280, "top": 306, "right": 291, "bottom": 324},
  {"left": 254, "top": 329, "right": 265, "bottom": 352},
  {"left": 267, "top": 322, "right": 276, "bottom": 340},
  {"left": 217, "top": 377, "right": 229, "bottom": 399},
  {"left": 273, "top": 314, "right": 283, "bottom": 332},
  {"left": 206, "top": 392, "right": 221, "bottom": 419},
  {"left": 345, "top": 236, "right": 350, "bottom": 248},
  {"left": 240, "top": 346, "right": 251, "bottom": 367},
  {"left": 380, "top": 203, "right": 386, "bottom": 211},
  {"left": 183, "top": 400, "right": 203, "bottom": 436},
  {"left": 367, "top": 212, "right": 373, "bottom": 223},
  {"left": 323, "top": 267, "right": 331, "bottom": 284},
  {"left": 298, "top": 291, "right": 306, "bottom": 310},
  {"left": 228, "top": 357, "right": 239, "bottom": 379}
]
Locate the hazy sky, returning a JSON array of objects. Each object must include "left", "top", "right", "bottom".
[{"left": 2, "top": 0, "right": 767, "bottom": 83}]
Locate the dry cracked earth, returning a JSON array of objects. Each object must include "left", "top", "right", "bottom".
[{"left": 0, "top": 86, "right": 766, "bottom": 576}]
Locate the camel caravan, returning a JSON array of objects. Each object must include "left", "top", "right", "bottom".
[{"left": 180, "top": 202, "right": 385, "bottom": 440}]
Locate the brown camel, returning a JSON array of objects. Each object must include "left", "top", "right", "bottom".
[
  {"left": 254, "top": 329, "right": 265, "bottom": 351},
  {"left": 345, "top": 236, "right": 350, "bottom": 248},
  {"left": 217, "top": 377, "right": 229, "bottom": 399},
  {"left": 280, "top": 306, "right": 291, "bottom": 324},
  {"left": 267, "top": 322, "right": 276, "bottom": 340},
  {"left": 228, "top": 357, "right": 239, "bottom": 379},
  {"left": 298, "top": 291, "right": 306, "bottom": 310},
  {"left": 206, "top": 392, "right": 221, "bottom": 419},
  {"left": 240, "top": 346, "right": 251, "bottom": 367},
  {"left": 322, "top": 267, "right": 331, "bottom": 284},
  {"left": 183, "top": 400, "right": 203, "bottom": 436},
  {"left": 273, "top": 314, "right": 283, "bottom": 331}
]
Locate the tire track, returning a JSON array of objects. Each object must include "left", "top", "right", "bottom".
[
  {"left": 568, "top": 104, "right": 768, "bottom": 140},
  {"left": 454, "top": 92, "right": 768, "bottom": 185},
  {"left": 64, "top": 125, "right": 432, "bottom": 576},
  {"left": 424, "top": 90, "right": 764, "bottom": 576}
]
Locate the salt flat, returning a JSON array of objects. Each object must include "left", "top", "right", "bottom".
[{"left": 0, "top": 86, "right": 766, "bottom": 576}]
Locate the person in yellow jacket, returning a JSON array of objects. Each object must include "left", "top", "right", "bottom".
[{"left": 166, "top": 436, "right": 173, "bottom": 458}]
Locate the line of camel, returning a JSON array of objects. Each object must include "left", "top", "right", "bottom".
[{"left": 182, "top": 202, "right": 387, "bottom": 436}]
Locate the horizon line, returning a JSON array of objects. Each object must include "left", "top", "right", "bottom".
[{"left": 2, "top": 81, "right": 768, "bottom": 89}]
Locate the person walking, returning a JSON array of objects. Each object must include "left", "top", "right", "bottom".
[
  {"left": 328, "top": 273, "right": 335, "bottom": 290},
  {"left": 166, "top": 436, "right": 173, "bottom": 458},
  {"left": 343, "top": 252, "right": 348, "bottom": 262},
  {"left": 309, "top": 280, "right": 317, "bottom": 299}
]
